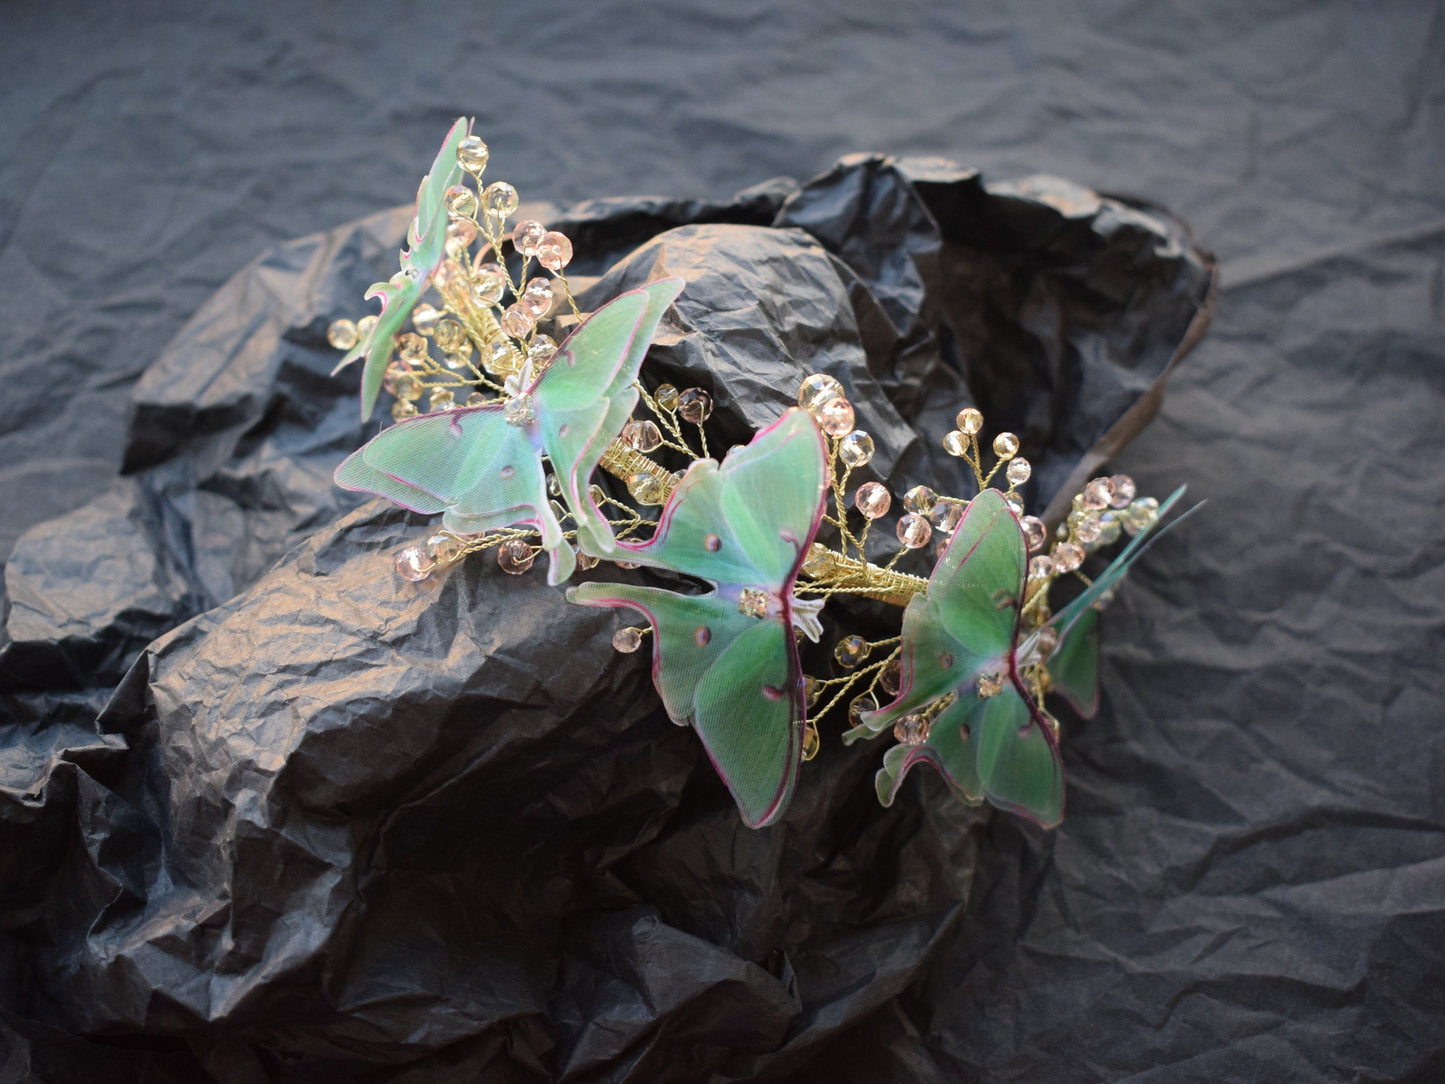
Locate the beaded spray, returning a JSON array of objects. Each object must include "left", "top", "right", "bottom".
[{"left": 328, "top": 119, "right": 1193, "bottom": 828}]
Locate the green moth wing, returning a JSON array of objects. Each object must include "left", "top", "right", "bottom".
[
  {"left": 1046, "top": 606, "right": 1099, "bottom": 717},
  {"left": 333, "top": 117, "right": 470, "bottom": 420}
]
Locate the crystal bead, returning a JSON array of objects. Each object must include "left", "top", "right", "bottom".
[
  {"left": 976, "top": 671, "right": 1003, "bottom": 699},
  {"left": 504, "top": 394, "right": 535, "bottom": 426},
  {"left": 464, "top": 392, "right": 487, "bottom": 407},
  {"left": 612, "top": 626, "right": 643, "bottom": 653},
  {"left": 801, "top": 543, "right": 830, "bottom": 577},
  {"left": 521, "top": 277, "right": 554, "bottom": 317},
  {"left": 1083, "top": 477, "right": 1115, "bottom": 510},
  {"left": 535, "top": 230, "right": 573, "bottom": 271},
  {"left": 471, "top": 271, "right": 506, "bottom": 306},
  {"left": 1109, "top": 474, "right": 1136, "bottom": 508},
  {"left": 1097, "top": 510, "right": 1122, "bottom": 545},
  {"left": 1092, "top": 587, "right": 1117, "bottom": 611},
  {"left": 1003, "top": 492, "right": 1025, "bottom": 516},
  {"left": 432, "top": 260, "right": 458, "bottom": 288},
  {"left": 1020, "top": 516, "right": 1047, "bottom": 553},
  {"left": 897, "top": 513, "right": 932, "bottom": 549},
  {"left": 487, "top": 339, "right": 519, "bottom": 374},
  {"left": 383, "top": 362, "right": 410, "bottom": 393},
  {"left": 391, "top": 399, "right": 418, "bottom": 420},
  {"left": 615, "top": 560, "right": 640, "bottom": 570},
  {"left": 849, "top": 695, "right": 877, "bottom": 727},
  {"left": 412, "top": 304, "right": 441, "bottom": 335},
  {"left": 447, "top": 217, "right": 478, "bottom": 247},
  {"left": 854, "top": 481, "right": 891, "bottom": 519},
  {"left": 500, "top": 304, "right": 535, "bottom": 338},
  {"left": 804, "top": 675, "right": 821, "bottom": 706},
  {"left": 627, "top": 471, "right": 666, "bottom": 505},
  {"left": 894, "top": 714, "right": 930, "bottom": 745},
  {"left": 395, "top": 332, "right": 427, "bottom": 361},
  {"left": 677, "top": 388, "right": 713, "bottom": 425},
  {"left": 838, "top": 429, "right": 874, "bottom": 467},
  {"left": 396, "top": 544, "right": 434, "bottom": 581},
  {"left": 428, "top": 388, "right": 456, "bottom": 412},
  {"left": 903, "top": 485, "right": 936, "bottom": 515},
  {"left": 433, "top": 321, "right": 466, "bottom": 352},
  {"left": 442, "top": 349, "right": 472, "bottom": 371},
  {"left": 798, "top": 373, "right": 844, "bottom": 413},
  {"left": 834, "top": 635, "right": 869, "bottom": 668},
  {"left": 942, "top": 430, "right": 969, "bottom": 457},
  {"left": 429, "top": 532, "right": 466, "bottom": 565},
  {"left": 393, "top": 374, "right": 423, "bottom": 401},
  {"left": 930, "top": 498, "right": 964, "bottom": 534},
  {"left": 653, "top": 384, "right": 680, "bottom": 411},
  {"left": 880, "top": 658, "right": 901, "bottom": 696},
  {"left": 1075, "top": 515, "right": 1102, "bottom": 545},
  {"left": 956, "top": 407, "right": 984, "bottom": 435},
  {"left": 1036, "top": 626, "right": 1059, "bottom": 656},
  {"left": 802, "top": 725, "right": 821, "bottom": 760},
  {"left": 1028, "top": 554, "right": 1055, "bottom": 580},
  {"left": 622, "top": 419, "right": 663, "bottom": 453},
  {"left": 496, "top": 539, "right": 534, "bottom": 575},
  {"left": 575, "top": 547, "right": 600, "bottom": 571},
  {"left": 1123, "top": 496, "right": 1159, "bottom": 535},
  {"left": 525, "top": 335, "right": 557, "bottom": 367},
  {"left": 512, "top": 219, "right": 547, "bottom": 256},
  {"left": 546, "top": 473, "right": 563, "bottom": 498},
  {"left": 355, "top": 314, "right": 378, "bottom": 337},
  {"left": 1052, "top": 541, "right": 1084, "bottom": 572},
  {"left": 1006, "top": 457, "right": 1032, "bottom": 486},
  {"left": 817, "top": 397, "right": 855, "bottom": 437},
  {"left": 737, "top": 588, "right": 769, "bottom": 619},
  {"left": 326, "top": 318, "right": 358, "bottom": 350},
  {"left": 457, "top": 135, "right": 490, "bottom": 173},
  {"left": 992, "top": 432, "right": 1020, "bottom": 458},
  {"left": 482, "top": 181, "right": 520, "bottom": 220},
  {"left": 445, "top": 185, "right": 478, "bottom": 219}
]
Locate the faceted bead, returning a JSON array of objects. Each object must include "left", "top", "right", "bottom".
[
  {"left": 512, "top": 219, "right": 547, "bottom": 256},
  {"left": 1020, "top": 515, "right": 1048, "bottom": 553},
  {"left": 834, "top": 635, "right": 870, "bottom": 668},
  {"left": 471, "top": 270, "right": 506, "bottom": 306},
  {"left": 1006, "top": 457, "right": 1032, "bottom": 486},
  {"left": 396, "top": 332, "right": 428, "bottom": 361},
  {"left": 848, "top": 694, "right": 877, "bottom": 727},
  {"left": 433, "top": 321, "right": 466, "bottom": 352},
  {"left": 535, "top": 231, "right": 573, "bottom": 271},
  {"left": 649, "top": 384, "right": 678, "bottom": 411},
  {"left": 500, "top": 303, "right": 535, "bottom": 338},
  {"left": 1096, "top": 510, "right": 1122, "bottom": 545},
  {"left": 677, "top": 388, "right": 713, "bottom": 425},
  {"left": 627, "top": 471, "right": 666, "bottom": 505},
  {"left": 526, "top": 335, "right": 557, "bottom": 367},
  {"left": 355, "top": 314, "right": 379, "bottom": 337},
  {"left": 464, "top": 391, "right": 487, "bottom": 407},
  {"left": 482, "top": 181, "right": 520, "bottom": 219},
  {"left": 894, "top": 714, "right": 931, "bottom": 745},
  {"left": 412, "top": 303, "right": 441, "bottom": 335},
  {"left": 396, "top": 544, "right": 435, "bottom": 581},
  {"left": 1083, "top": 477, "right": 1115, "bottom": 510},
  {"left": 956, "top": 407, "right": 984, "bottom": 435},
  {"left": 487, "top": 339, "right": 520, "bottom": 374},
  {"left": 802, "top": 724, "right": 821, "bottom": 760},
  {"left": 1109, "top": 474, "right": 1136, "bottom": 508},
  {"left": 896, "top": 513, "right": 932, "bottom": 549},
  {"left": 429, "top": 532, "right": 466, "bottom": 565},
  {"left": 817, "top": 397, "right": 855, "bottom": 437},
  {"left": 804, "top": 675, "right": 821, "bottom": 706},
  {"left": 992, "top": 431, "right": 1020, "bottom": 458},
  {"left": 880, "top": 658, "right": 901, "bottom": 696},
  {"left": 428, "top": 388, "right": 456, "bottom": 412},
  {"left": 457, "top": 135, "right": 490, "bottom": 173},
  {"left": 504, "top": 394, "right": 535, "bottom": 426},
  {"left": 622, "top": 419, "right": 663, "bottom": 453},
  {"left": 1052, "top": 541, "right": 1084, "bottom": 572},
  {"left": 838, "top": 429, "right": 874, "bottom": 468},
  {"left": 447, "top": 217, "right": 478, "bottom": 247},
  {"left": 1028, "top": 554, "right": 1055, "bottom": 580},
  {"left": 521, "top": 276, "right": 554, "bottom": 317},
  {"left": 391, "top": 399, "right": 418, "bottom": 420},
  {"left": 615, "top": 560, "right": 641, "bottom": 570},
  {"left": 1123, "top": 496, "right": 1159, "bottom": 535},
  {"left": 1036, "top": 626, "right": 1060, "bottom": 656},
  {"left": 854, "top": 481, "right": 891, "bottom": 519},
  {"left": 496, "top": 538, "right": 535, "bottom": 574},
  {"left": 393, "top": 374, "right": 423, "bottom": 401},
  {"left": 1075, "top": 515, "right": 1102, "bottom": 545},
  {"left": 575, "top": 547, "right": 600, "bottom": 571},
  {"left": 942, "top": 430, "right": 969, "bottom": 457},
  {"left": 798, "top": 373, "right": 844, "bottom": 413},
  {"left": 442, "top": 349, "right": 472, "bottom": 372},
  {"left": 1092, "top": 587, "right": 1117, "bottom": 611},
  {"left": 801, "top": 542, "right": 831, "bottom": 576},
  {"left": 903, "top": 485, "right": 936, "bottom": 515},
  {"left": 327, "top": 318, "right": 358, "bottom": 350},
  {"left": 612, "top": 626, "right": 644, "bottom": 653},
  {"left": 929, "top": 498, "right": 964, "bottom": 534},
  {"left": 1003, "top": 492, "right": 1025, "bottom": 516},
  {"left": 976, "top": 671, "right": 1003, "bottom": 699},
  {"left": 546, "top": 473, "right": 563, "bottom": 498},
  {"left": 445, "top": 185, "right": 478, "bottom": 218}
]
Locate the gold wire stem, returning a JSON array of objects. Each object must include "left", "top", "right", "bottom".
[{"left": 798, "top": 547, "right": 927, "bottom": 607}]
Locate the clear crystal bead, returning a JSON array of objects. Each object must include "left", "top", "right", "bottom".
[
  {"left": 393, "top": 374, "right": 423, "bottom": 401},
  {"left": 395, "top": 332, "right": 427, "bottom": 361},
  {"left": 1028, "top": 554, "right": 1055, "bottom": 580},
  {"left": 817, "top": 397, "right": 855, "bottom": 437},
  {"left": 801, "top": 543, "right": 831, "bottom": 576},
  {"left": 1020, "top": 515, "right": 1047, "bottom": 553},
  {"left": 622, "top": 419, "right": 663, "bottom": 453},
  {"left": 1003, "top": 492, "right": 1025, "bottom": 516},
  {"left": 412, "top": 304, "right": 441, "bottom": 335},
  {"left": 445, "top": 185, "right": 478, "bottom": 218},
  {"left": 447, "top": 217, "right": 478, "bottom": 247},
  {"left": 942, "top": 430, "right": 969, "bottom": 457},
  {"left": 838, "top": 430, "right": 874, "bottom": 467},
  {"left": 536, "top": 230, "right": 572, "bottom": 271},
  {"left": 653, "top": 384, "right": 680, "bottom": 411},
  {"left": 526, "top": 335, "right": 557, "bottom": 367},
  {"left": 798, "top": 373, "right": 843, "bottom": 413},
  {"left": 879, "top": 658, "right": 901, "bottom": 696},
  {"left": 396, "top": 544, "right": 434, "bottom": 582},
  {"left": 457, "top": 135, "right": 489, "bottom": 173},
  {"left": 930, "top": 498, "right": 964, "bottom": 533},
  {"left": 464, "top": 392, "right": 487, "bottom": 407},
  {"left": 834, "top": 635, "right": 869, "bottom": 668},
  {"left": 355, "top": 314, "right": 378, "bottom": 337},
  {"left": 391, "top": 399, "right": 418, "bottom": 420},
  {"left": 854, "top": 481, "right": 891, "bottom": 519},
  {"left": 428, "top": 388, "right": 456, "bottom": 412},
  {"left": 496, "top": 538, "right": 534, "bottom": 574},
  {"left": 1075, "top": 515, "right": 1102, "bottom": 545},
  {"left": 894, "top": 714, "right": 930, "bottom": 745},
  {"left": 512, "top": 219, "right": 547, "bottom": 256},
  {"left": 627, "top": 471, "right": 666, "bottom": 505},
  {"left": 612, "top": 626, "right": 643, "bottom": 653},
  {"left": 677, "top": 388, "right": 712, "bottom": 424},
  {"left": 992, "top": 432, "right": 1020, "bottom": 458},
  {"left": 802, "top": 724, "right": 821, "bottom": 760},
  {"left": 897, "top": 513, "right": 932, "bottom": 549},
  {"left": 326, "top": 318, "right": 358, "bottom": 350},
  {"left": 433, "top": 321, "right": 466, "bottom": 352},
  {"left": 1123, "top": 496, "right": 1159, "bottom": 535},
  {"left": 429, "top": 533, "right": 466, "bottom": 565},
  {"left": 482, "top": 181, "right": 519, "bottom": 219},
  {"left": 1109, "top": 474, "right": 1136, "bottom": 508},
  {"left": 1052, "top": 541, "right": 1084, "bottom": 572},
  {"left": 849, "top": 694, "right": 877, "bottom": 726},
  {"left": 956, "top": 407, "right": 984, "bottom": 435},
  {"left": 903, "top": 485, "right": 936, "bottom": 515},
  {"left": 1006, "top": 457, "right": 1032, "bottom": 486},
  {"left": 500, "top": 304, "right": 535, "bottom": 338},
  {"left": 471, "top": 270, "right": 506, "bottom": 306},
  {"left": 1097, "top": 510, "right": 1122, "bottom": 545}
]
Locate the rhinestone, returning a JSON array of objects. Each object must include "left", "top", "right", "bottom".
[
  {"left": 391, "top": 400, "right": 418, "bottom": 420},
  {"left": 880, "top": 658, "right": 901, "bottom": 696},
  {"left": 992, "top": 432, "right": 1020, "bottom": 458},
  {"left": 1028, "top": 554, "right": 1055, "bottom": 580},
  {"left": 428, "top": 388, "right": 456, "bottom": 412},
  {"left": 737, "top": 588, "right": 769, "bottom": 618},
  {"left": 894, "top": 714, "right": 930, "bottom": 745},
  {"left": 798, "top": 373, "right": 844, "bottom": 413},
  {"left": 445, "top": 185, "right": 478, "bottom": 218},
  {"left": 1005, "top": 457, "right": 1032, "bottom": 486},
  {"left": 512, "top": 219, "right": 547, "bottom": 256},
  {"left": 457, "top": 135, "right": 489, "bottom": 173},
  {"left": 1109, "top": 474, "right": 1136, "bottom": 508},
  {"left": 838, "top": 429, "right": 874, "bottom": 467},
  {"left": 500, "top": 304, "right": 535, "bottom": 338},
  {"left": 396, "top": 544, "right": 434, "bottom": 581},
  {"left": 1075, "top": 515, "right": 1102, "bottom": 545},
  {"left": 1083, "top": 477, "right": 1115, "bottom": 510},
  {"left": 677, "top": 388, "right": 713, "bottom": 424},
  {"left": 527, "top": 335, "right": 557, "bottom": 367},
  {"left": 801, "top": 543, "right": 831, "bottom": 576},
  {"left": 326, "top": 318, "right": 358, "bottom": 350},
  {"left": 464, "top": 392, "right": 487, "bottom": 407},
  {"left": 612, "top": 626, "right": 643, "bottom": 653},
  {"left": 627, "top": 471, "right": 666, "bottom": 505},
  {"left": 412, "top": 304, "right": 441, "bottom": 335},
  {"left": 854, "top": 481, "right": 890, "bottom": 519},
  {"left": 622, "top": 419, "right": 663, "bottom": 453},
  {"left": 393, "top": 374, "right": 423, "bottom": 401},
  {"left": 1052, "top": 541, "right": 1084, "bottom": 572},
  {"left": 897, "top": 513, "right": 932, "bottom": 549},
  {"left": 536, "top": 230, "right": 573, "bottom": 271},
  {"left": 903, "top": 485, "right": 936, "bottom": 515},
  {"left": 504, "top": 394, "right": 535, "bottom": 426},
  {"left": 834, "top": 635, "right": 869, "bottom": 668},
  {"left": 942, "top": 430, "right": 969, "bottom": 457},
  {"left": 956, "top": 407, "right": 984, "bottom": 435},
  {"left": 429, "top": 533, "right": 466, "bottom": 565},
  {"left": 355, "top": 314, "right": 378, "bottom": 337},
  {"left": 496, "top": 539, "right": 534, "bottom": 574},
  {"left": 1123, "top": 496, "right": 1160, "bottom": 535},
  {"left": 433, "top": 321, "right": 466, "bottom": 352},
  {"left": 1020, "top": 516, "right": 1048, "bottom": 553},
  {"left": 930, "top": 498, "right": 964, "bottom": 533},
  {"left": 848, "top": 695, "right": 877, "bottom": 726},
  {"left": 976, "top": 671, "right": 1003, "bottom": 699},
  {"left": 653, "top": 384, "right": 680, "bottom": 411},
  {"left": 817, "top": 397, "right": 855, "bottom": 437},
  {"left": 482, "top": 181, "right": 519, "bottom": 220},
  {"left": 1097, "top": 510, "right": 1122, "bottom": 545},
  {"left": 521, "top": 277, "right": 554, "bottom": 317}
]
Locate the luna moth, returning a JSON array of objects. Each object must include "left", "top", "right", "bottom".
[
  {"left": 567, "top": 408, "right": 829, "bottom": 828},
  {"left": 335, "top": 277, "right": 686, "bottom": 584},
  {"left": 333, "top": 117, "right": 470, "bottom": 420}
]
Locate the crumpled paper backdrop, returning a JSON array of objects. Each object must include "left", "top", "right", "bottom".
[{"left": 1, "top": 156, "right": 1212, "bottom": 1080}]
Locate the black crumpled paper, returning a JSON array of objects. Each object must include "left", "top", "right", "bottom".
[{"left": 0, "top": 156, "right": 1213, "bottom": 1081}]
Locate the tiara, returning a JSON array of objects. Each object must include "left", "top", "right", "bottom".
[{"left": 326, "top": 118, "right": 1198, "bottom": 829}]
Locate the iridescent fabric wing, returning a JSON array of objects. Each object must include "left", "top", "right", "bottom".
[
  {"left": 333, "top": 117, "right": 469, "bottom": 419},
  {"left": 1047, "top": 606, "right": 1099, "bottom": 717},
  {"left": 847, "top": 489, "right": 1064, "bottom": 826},
  {"left": 536, "top": 278, "right": 685, "bottom": 556}
]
